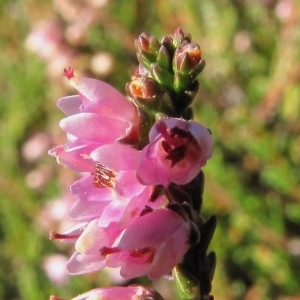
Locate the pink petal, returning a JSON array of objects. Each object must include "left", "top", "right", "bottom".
[
  {"left": 48, "top": 141, "right": 97, "bottom": 172},
  {"left": 68, "top": 199, "right": 110, "bottom": 221},
  {"left": 70, "top": 175, "right": 112, "bottom": 202},
  {"left": 59, "top": 113, "right": 127, "bottom": 142},
  {"left": 75, "top": 220, "right": 120, "bottom": 253},
  {"left": 115, "top": 170, "right": 145, "bottom": 198},
  {"left": 119, "top": 259, "right": 151, "bottom": 279},
  {"left": 57, "top": 95, "right": 82, "bottom": 116},
  {"left": 69, "top": 77, "right": 136, "bottom": 120},
  {"left": 148, "top": 241, "right": 176, "bottom": 279},
  {"left": 66, "top": 251, "right": 106, "bottom": 275},
  {"left": 91, "top": 143, "right": 140, "bottom": 171},
  {"left": 97, "top": 198, "right": 130, "bottom": 227},
  {"left": 118, "top": 209, "right": 189, "bottom": 249},
  {"left": 119, "top": 185, "right": 153, "bottom": 227}
]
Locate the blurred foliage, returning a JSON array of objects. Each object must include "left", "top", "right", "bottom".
[{"left": 1, "top": 0, "right": 300, "bottom": 299}]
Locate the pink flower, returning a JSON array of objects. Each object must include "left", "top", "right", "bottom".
[
  {"left": 137, "top": 118, "right": 213, "bottom": 186},
  {"left": 103, "top": 208, "right": 191, "bottom": 280},
  {"left": 67, "top": 143, "right": 157, "bottom": 227},
  {"left": 50, "top": 285, "right": 163, "bottom": 300},
  {"left": 58, "top": 68, "right": 141, "bottom": 145},
  {"left": 52, "top": 208, "right": 190, "bottom": 278},
  {"left": 49, "top": 68, "right": 141, "bottom": 170},
  {"left": 66, "top": 220, "right": 121, "bottom": 275},
  {"left": 49, "top": 143, "right": 166, "bottom": 276}
]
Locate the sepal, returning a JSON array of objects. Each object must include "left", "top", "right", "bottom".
[
  {"left": 150, "top": 63, "right": 174, "bottom": 91},
  {"left": 172, "top": 266, "right": 200, "bottom": 300}
]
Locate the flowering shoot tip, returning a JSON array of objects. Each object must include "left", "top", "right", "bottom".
[{"left": 63, "top": 67, "right": 75, "bottom": 80}]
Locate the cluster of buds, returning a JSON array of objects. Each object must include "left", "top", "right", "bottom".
[
  {"left": 127, "top": 28, "right": 205, "bottom": 119},
  {"left": 49, "top": 28, "right": 216, "bottom": 300}
]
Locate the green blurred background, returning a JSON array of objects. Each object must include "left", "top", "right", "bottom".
[{"left": 1, "top": 0, "right": 300, "bottom": 299}]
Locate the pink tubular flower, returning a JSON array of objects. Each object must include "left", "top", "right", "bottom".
[
  {"left": 50, "top": 285, "right": 163, "bottom": 300},
  {"left": 49, "top": 144, "right": 163, "bottom": 275},
  {"left": 137, "top": 118, "right": 213, "bottom": 186},
  {"left": 103, "top": 208, "right": 191, "bottom": 280},
  {"left": 66, "top": 220, "right": 121, "bottom": 275},
  {"left": 67, "top": 143, "right": 157, "bottom": 227},
  {"left": 49, "top": 68, "right": 141, "bottom": 169}
]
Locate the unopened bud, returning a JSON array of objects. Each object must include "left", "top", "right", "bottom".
[
  {"left": 156, "top": 45, "right": 171, "bottom": 70},
  {"left": 126, "top": 76, "right": 162, "bottom": 101},
  {"left": 173, "top": 27, "right": 185, "bottom": 47},
  {"left": 173, "top": 43, "right": 202, "bottom": 76},
  {"left": 172, "top": 27, "right": 192, "bottom": 47},
  {"left": 135, "top": 33, "right": 160, "bottom": 56}
]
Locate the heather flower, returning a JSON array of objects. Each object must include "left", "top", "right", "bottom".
[
  {"left": 49, "top": 220, "right": 120, "bottom": 275},
  {"left": 65, "top": 220, "right": 121, "bottom": 275},
  {"left": 103, "top": 208, "right": 191, "bottom": 280},
  {"left": 67, "top": 143, "right": 157, "bottom": 227},
  {"left": 55, "top": 208, "right": 190, "bottom": 278},
  {"left": 137, "top": 118, "right": 213, "bottom": 186},
  {"left": 49, "top": 69, "right": 142, "bottom": 173},
  {"left": 62, "top": 68, "right": 138, "bottom": 137},
  {"left": 50, "top": 285, "right": 163, "bottom": 300}
]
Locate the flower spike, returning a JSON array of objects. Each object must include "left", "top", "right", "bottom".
[{"left": 48, "top": 27, "right": 215, "bottom": 300}]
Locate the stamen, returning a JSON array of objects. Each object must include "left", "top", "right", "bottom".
[
  {"left": 63, "top": 67, "right": 75, "bottom": 80},
  {"left": 49, "top": 230, "right": 80, "bottom": 241},
  {"left": 93, "top": 163, "right": 115, "bottom": 188},
  {"left": 100, "top": 246, "right": 120, "bottom": 256}
]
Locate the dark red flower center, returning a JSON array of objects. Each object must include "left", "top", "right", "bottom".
[{"left": 159, "top": 125, "right": 197, "bottom": 167}]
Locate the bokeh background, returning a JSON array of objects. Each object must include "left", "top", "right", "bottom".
[{"left": 1, "top": 0, "right": 300, "bottom": 299}]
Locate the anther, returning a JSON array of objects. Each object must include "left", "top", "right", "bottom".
[{"left": 93, "top": 163, "right": 115, "bottom": 188}]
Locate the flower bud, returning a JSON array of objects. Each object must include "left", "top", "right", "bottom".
[
  {"left": 161, "top": 35, "right": 176, "bottom": 56},
  {"left": 135, "top": 33, "right": 160, "bottom": 69},
  {"left": 126, "top": 76, "right": 162, "bottom": 110},
  {"left": 156, "top": 45, "right": 171, "bottom": 70},
  {"left": 173, "top": 43, "right": 203, "bottom": 76},
  {"left": 172, "top": 28, "right": 192, "bottom": 47},
  {"left": 173, "top": 27, "right": 186, "bottom": 47},
  {"left": 135, "top": 32, "right": 160, "bottom": 55}
]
